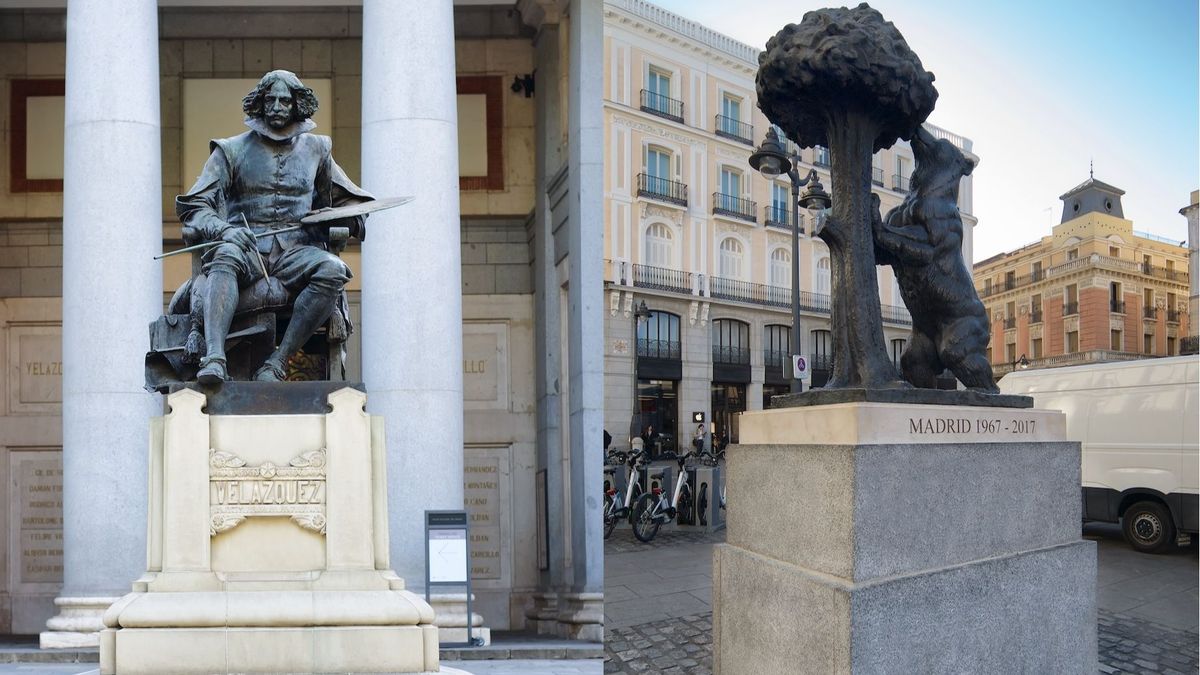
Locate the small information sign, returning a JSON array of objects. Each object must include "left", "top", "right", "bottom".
[
  {"left": 791, "top": 354, "right": 810, "bottom": 382},
  {"left": 424, "top": 510, "right": 480, "bottom": 646}
]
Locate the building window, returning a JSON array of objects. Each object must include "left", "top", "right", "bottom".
[
  {"left": 712, "top": 318, "right": 750, "bottom": 365},
  {"left": 637, "top": 311, "right": 681, "bottom": 360},
  {"left": 643, "top": 223, "right": 673, "bottom": 268},
  {"left": 1031, "top": 337, "right": 1043, "bottom": 359},
  {"left": 769, "top": 248, "right": 790, "bottom": 288},
  {"left": 814, "top": 255, "right": 831, "bottom": 295},
  {"left": 646, "top": 146, "right": 672, "bottom": 180},
  {"left": 983, "top": 278, "right": 992, "bottom": 295},
  {"left": 1109, "top": 245, "right": 1120, "bottom": 258},
  {"left": 1110, "top": 329, "right": 1122, "bottom": 351},
  {"left": 811, "top": 329, "right": 832, "bottom": 386},
  {"left": 718, "top": 238, "right": 744, "bottom": 280},
  {"left": 893, "top": 155, "right": 910, "bottom": 192},
  {"left": 1004, "top": 270, "right": 1015, "bottom": 290},
  {"left": 1031, "top": 294, "right": 1043, "bottom": 323},
  {"left": 1064, "top": 284, "right": 1079, "bottom": 315},
  {"left": 1110, "top": 281, "right": 1124, "bottom": 313},
  {"left": 1067, "top": 248, "right": 1079, "bottom": 261},
  {"left": 716, "top": 167, "right": 743, "bottom": 214},
  {"left": 1144, "top": 288, "right": 1155, "bottom": 318},
  {"left": 890, "top": 339, "right": 906, "bottom": 369},
  {"left": 1144, "top": 333, "right": 1154, "bottom": 355},
  {"left": 1067, "top": 330, "right": 1079, "bottom": 353},
  {"left": 636, "top": 379, "right": 678, "bottom": 460},
  {"left": 1005, "top": 342, "right": 1016, "bottom": 363},
  {"left": 1167, "top": 336, "right": 1177, "bottom": 355},
  {"left": 763, "top": 324, "right": 791, "bottom": 368},
  {"left": 769, "top": 182, "right": 791, "bottom": 225},
  {"left": 1032, "top": 260, "right": 1043, "bottom": 281},
  {"left": 814, "top": 145, "right": 830, "bottom": 167}
]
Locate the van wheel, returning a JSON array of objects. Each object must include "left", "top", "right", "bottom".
[{"left": 1122, "top": 501, "right": 1175, "bottom": 553}]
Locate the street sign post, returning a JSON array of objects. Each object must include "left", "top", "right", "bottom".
[
  {"left": 791, "top": 354, "right": 810, "bottom": 384},
  {"left": 425, "top": 510, "right": 481, "bottom": 647}
]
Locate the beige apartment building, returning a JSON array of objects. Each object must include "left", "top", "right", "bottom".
[
  {"left": 602, "top": 0, "right": 978, "bottom": 451},
  {"left": 974, "top": 176, "right": 1192, "bottom": 378}
]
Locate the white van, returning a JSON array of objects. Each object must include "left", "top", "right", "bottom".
[{"left": 998, "top": 356, "right": 1198, "bottom": 553}]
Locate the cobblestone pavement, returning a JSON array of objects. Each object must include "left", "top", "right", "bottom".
[
  {"left": 604, "top": 526, "right": 727, "bottom": 555},
  {"left": 605, "top": 609, "right": 1198, "bottom": 675},
  {"left": 606, "top": 526, "right": 1198, "bottom": 673}
]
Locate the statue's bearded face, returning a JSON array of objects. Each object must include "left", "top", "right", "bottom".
[{"left": 263, "top": 80, "right": 294, "bottom": 130}]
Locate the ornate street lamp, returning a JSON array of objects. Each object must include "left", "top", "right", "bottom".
[
  {"left": 629, "top": 299, "right": 653, "bottom": 441},
  {"left": 750, "top": 127, "right": 832, "bottom": 393}
]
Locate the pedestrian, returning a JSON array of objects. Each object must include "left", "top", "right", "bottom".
[{"left": 691, "top": 424, "right": 706, "bottom": 452}]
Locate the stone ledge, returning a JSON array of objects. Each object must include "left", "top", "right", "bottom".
[
  {"left": 772, "top": 387, "right": 1033, "bottom": 409},
  {"left": 166, "top": 381, "right": 366, "bottom": 415}
]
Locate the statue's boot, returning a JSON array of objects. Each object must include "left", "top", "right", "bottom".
[
  {"left": 197, "top": 270, "right": 239, "bottom": 385},
  {"left": 254, "top": 285, "right": 337, "bottom": 382}
]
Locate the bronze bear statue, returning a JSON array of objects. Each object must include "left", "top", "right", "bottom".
[{"left": 873, "top": 126, "right": 998, "bottom": 393}]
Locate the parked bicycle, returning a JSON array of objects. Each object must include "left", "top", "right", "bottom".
[
  {"left": 631, "top": 451, "right": 698, "bottom": 543},
  {"left": 603, "top": 448, "right": 646, "bottom": 539},
  {"left": 693, "top": 449, "right": 723, "bottom": 524}
]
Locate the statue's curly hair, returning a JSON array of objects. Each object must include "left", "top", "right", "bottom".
[{"left": 242, "top": 70, "right": 319, "bottom": 121}]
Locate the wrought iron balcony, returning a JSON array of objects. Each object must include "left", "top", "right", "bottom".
[
  {"left": 712, "top": 193, "right": 757, "bottom": 222},
  {"left": 1110, "top": 300, "right": 1126, "bottom": 314},
  {"left": 809, "top": 353, "right": 834, "bottom": 372},
  {"left": 1030, "top": 309, "right": 1043, "bottom": 324},
  {"left": 637, "top": 337, "right": 681, "bottom": 360},
  {"left": 712, "top": 344, "right": 750, "bottom": 365},
  {"left": 764, "top": 205, "right": 797, "bottom": 230},
  {"left": 632, "top": 263, "right": 693, "bottom": 294},
  {"left": 892, "top": 174, "right": 910, "bottom": 193},
  {"left": 1141, "top": 262, "right": 1189, "bottom": 282},
  {"left": 1063, "top": 301, "right": 1079, "bottom": 316},
  {"left": 1167, "top": 309, "right": 1181, "bottom": 323},
  {"left": 763, "top": 349, "right": 789, "bottom": 368},
  {"left": 872, "top": 167, "right": 884, "bottom": 186},
  {"left": 1143, "top": 307, "right": 1158, "bottom": 319},
  {"left": 640, "top": 89, "right": 683, "bottom": 123},
  {"left": 1003, "top": 317, "right": 1016, "bottom": 330},
  {"left": 637, "top": 173, "right": 688, "bottom": 206},
  {"left": 715, "top": 115, "right": 753, "bottom": 145}
]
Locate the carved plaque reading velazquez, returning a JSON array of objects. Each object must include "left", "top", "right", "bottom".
[{"left": 208, "top": 448, "right": 327, "bottom": 536}]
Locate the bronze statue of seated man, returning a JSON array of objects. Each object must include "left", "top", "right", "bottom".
[{"left": 147, "top": 70, "right": 372, "bottom": 389}]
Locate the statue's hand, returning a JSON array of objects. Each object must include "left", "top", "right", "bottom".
[{"left": 221, "top": 227, "right": 257, "bottom": 252}]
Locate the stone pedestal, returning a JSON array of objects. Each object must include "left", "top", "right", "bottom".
[
  {"left": 100, "top": 386, "right": 440, "bottom": 675},
  {"left": 713, "top": 403, "right": 1097, "bottom": 674}
]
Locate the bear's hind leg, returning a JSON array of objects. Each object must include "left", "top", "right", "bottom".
[
  {"left": 901, "top": 331, "right": 942, "bottom": 388},
  {"left": 938, "top": 317, "right": 999, "bottom": 394}
]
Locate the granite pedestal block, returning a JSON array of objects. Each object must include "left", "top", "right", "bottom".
[
  {"left": 100, "top": 386, "right": 441, "bottom": 675},
  {"left": 713, "top": 402, "right": 1097, "bottom": 674}
]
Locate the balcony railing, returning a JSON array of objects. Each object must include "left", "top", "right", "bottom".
[
  {"left": 1143, "top": 307, "right": 1158, "bottom": 319},
  {"left": 637, "top": 337, "right": 681, "bottom": 360},
  {"left": 640, "top": 89, "right": 683, "bottom": 123},
  {"left": 764, "top": 349, "right": 789, "bottom": 368},
  {"left": 1141, "top": 262, "right": 1189, "bottom": 282},
  {"left": 992, "top": 350, "right": 1144, "bottom": 376},
  {"left": 1063, "top": 301, "right": 1079, "bottom": 316},
  {"left": 872, "top": 167, "right": 884, "bottom": 186},
  {"left": 715, "top": 115, "right": 753, "bottom": 145},
  {"left": 1003, "top": 317, "right": 1016, "bottom": 330},
  {"left": 637, "top": 173, "right": 688, "bottom": 206},
  {"left": 813, "top": 148, "right": 830, "bottom": 167},
  {"left": 892, "top": 174, "right": 910, "bottom": 193},
  {"left": 880, "top": 303, "right": 912, "bottom": 325},
  {"left": 1167, "top": 309, "right": 1181, "bottom": 323},
  {"left": 712, "top": 344, "right": 750, "bottom": 365},
  {"left": 632, "top": 263, "right": 693, "bottom": 294},
  {"left": 809, "top": 353, "right": 834, "bottom": 372},
  {"left": 712, "top": 193, "right": 757, "bottom": 222},
  {"left": 1030, "top": 309, "right": 1043, "bottom": 324},
  {"left": 764, "top": 205, "right": 800, "bottom": 231},
  {"left": 1110, "top": 300, "right": 1126, "bottom": 314}
]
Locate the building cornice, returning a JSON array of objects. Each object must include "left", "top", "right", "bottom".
[{"left": 604, "top": 0, "right": 760, "bottom": 75}]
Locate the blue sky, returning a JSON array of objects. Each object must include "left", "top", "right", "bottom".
[{"left": 650, "top": 0, "right": 1199, "bottom": 262}]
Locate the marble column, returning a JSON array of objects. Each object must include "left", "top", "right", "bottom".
[
  {"left": 560, "top": 0, "right": 605, "bottom": 642},
  {"left": 360, "top": 0, "right": 464, "bottom": 589},
  {"left": 43, "top": 0, "right": 161, "bottom": 649}
]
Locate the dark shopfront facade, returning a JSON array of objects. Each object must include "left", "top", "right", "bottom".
[
  {"left": 762, "top": 323, "right": 792, "bottom": 408},
  {"left": 637, "top": 311, "right": 681, "bottom": 459},
  {"left": 711, "top": 318, "right": 750, "bottom": 446}
]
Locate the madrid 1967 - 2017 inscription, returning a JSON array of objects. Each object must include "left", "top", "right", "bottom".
[{"left": 908, "top": 417, "right": 1037, "bottom": 436}]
